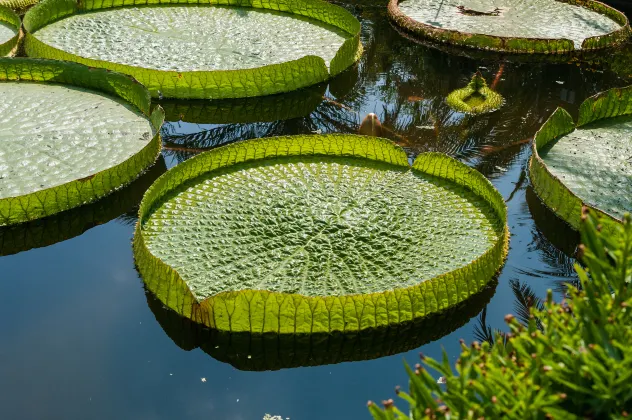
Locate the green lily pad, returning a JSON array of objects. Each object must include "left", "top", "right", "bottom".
[
  {"left": 447, "top": 72, "right": 503, "bottom": 114},
  {"left": 0, "top": 156, "right": 166, "bottom": 256},
  {"left": 529, "top": 85, "right": 632, "bottom": 235},
  {"left": 24, "top": 0, "right": 362, "bottom": 99},
  {"left": 389, "top": 0, "right": 630, "bottom": 53},
  {"left": 144, "top": 282, "right": 496, "bottom": 371},
  {"left": 0, "top": 5, "right": 19, "bottom": 56},
  {"left": 134, "top": 134, "right": 508, "bottom": 334},
  {"left": 0, "top": 0, "right": 37, "bottom": 14},
  {"left": 0, "top": 58, "right": 163, "bottom": 226}
]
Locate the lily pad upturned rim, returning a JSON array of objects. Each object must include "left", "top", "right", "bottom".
[
  {"left": 133, "top": 134, "right": 509, "bottom": 335},
  {"left": 0, "top": 5, "right": 19, "bottom": 56},
  {"left": 387, "top": 0, "right": 631, "bottom": 54},
  {"left": 144, "top": 280, "right": 497, "bottom": 371},
  {"left": 24, "top": 0, "right": 363, "bottom": 100},
  {"left": 0, "top": 57, "right": 164, "bottom": 226},
  {"left": 446, "top": 72, "right": 504, "bottom": 114},
  {"left": 529, "top": 85, "right": 632, "bottom": 235}
]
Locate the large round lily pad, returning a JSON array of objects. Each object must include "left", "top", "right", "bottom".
[
  {"left": 0, "top": 58, "right": 163, "bottom": 226},
  {"left": 529, "top": 85, "right": 632, "bottom": 235},
  {"left": 134, "top": 134, "right": 508, "bottom": 334},
  {"left": 0, "top": 5, "right": 19, "bottom": 56},
  {"left": 388, "top": 0, "right": 630, "bottom": 54},
  {"left": 24, "top": 0, "right": 362, "bottom": 99}
]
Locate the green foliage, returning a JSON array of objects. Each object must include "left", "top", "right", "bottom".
[
  {"left": 24, "top": 0, "right": 362, "bottom": 99},
  {"left": 446, "top": 72, "right": 504, "bottom": 114},
  {"left": 134, "top": 134, "right": 508, "bottom": 334},
  {"left": 529, "top": 85, "right": 632, "bottom": 235},
  {"left": 368, "top": 210, "right": 632, "bottom": 419},
  {"left": 0, "top": 58, "right": 163, "bottom": 226},
  {"left": 0, "top": 5, "right": 19, "bottom": 56}
]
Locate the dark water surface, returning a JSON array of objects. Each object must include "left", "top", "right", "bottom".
[{"left": 2, "top": 3, "right": 632, "bottom": 419}]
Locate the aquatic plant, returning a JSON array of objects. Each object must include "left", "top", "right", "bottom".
[
  {"left": 0, "top": 5, "right": 18, "bottom": 56},
  {"left": 0, "top": 58, "right": 163, "bottom": 226},
  {"left": 446, "top": 72, "right": 504, "bottom": 114},
  {"left": 368, "top": 209, "right": 632, "bottom": 419},
  {"left": 24, "top": 0, "right": 362, "bottom": 99},
  {"left": 0, "top": 0, "right": 37, "bottom": 14},
  {"left": 529, "top": 85, "right": 632, "bottom": 236},
  {"left": 134, "top": 134, "right": 508, "bottom": 334},
  {"left": 388, "top": 0, "right": 630, "bottom": 54},
  {"left": 145, "top": 279, "right": 496, "bottom": 371}
]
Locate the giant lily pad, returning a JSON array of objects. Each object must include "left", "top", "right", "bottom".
[
  {"left": 0, "top": 0, "right": 37, "bottom": 14},
  {"left": 447, "top": 72, "right": 503, "bottom": 114},
  {"left": 388, "top": 0, "right": 630, "bottom": 54},
  {"left": 24, "top": 0, "right": 362, "bottom": 99},
  {"left": 529, "top": 85, "right": 632, "bottom": 236},
  {"left": 144, "top": 282, "right": 496, "bottom": 371},
  {"left": 0, "top": 5, "right": 19, "bottom": 56},
  {"left": 0, "top": 58, "right": 163, "bottom": 226},
  {"left": 134, "top": 134, "right": 508, "bottom": 334}
]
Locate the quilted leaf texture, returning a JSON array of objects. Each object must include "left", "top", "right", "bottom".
[
  {"left": 0, "top": 5, "right": 19, "bottom": 56},
  {"left": 0, "top": 0, "right": 38, "bottom": 14},
  {"left": 24, "top": 0, "right": 362, "bottom": 99},
  {"left": 388, "top": 0, "right": 630, "bottom": 54},
  {"left": 0, "top": 58, "right": 163, "bottom": 226},
  {"left": 134, "top": 134, "right": 509, "bottom": 334},
  {"left": 529, "top": 85, "right": 632, "bottom": 235}
]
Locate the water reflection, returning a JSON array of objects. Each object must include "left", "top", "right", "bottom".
[
  {"left": 0, "top": 157, "right": 167, "bottom": 256},
  {"left": 144, "top": 280, "right": 496, "bottom": 371}
]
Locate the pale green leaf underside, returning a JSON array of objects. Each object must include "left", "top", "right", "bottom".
[
  {"left": 397, "top": 0, "right": 621, "bottom": 48},
  {"left": 540, "top": 115, "right": 632, "bottom": 221},
  {"left": 143, "top": 155, "right": 500, "bottom": 300},
  {"left": 0, "top": 21, "right": 15, "bottom": 45},
  {"left": 446, "top": 73, "right": 503, "bottom": 114},
  {"left": 33, "top": 5, "right": 349, "bottom": 72},
  {"left": 0, "top": 83, "right": 154, "bottom": 200}
]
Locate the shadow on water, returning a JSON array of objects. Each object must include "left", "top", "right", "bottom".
[{"left": 143, "top": 279, "right": 497, "bottom": 371}]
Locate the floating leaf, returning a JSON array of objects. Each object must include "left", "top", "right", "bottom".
[
  {"left": 0, "top": 0, "right": 37, "bottom": 14},
  {"left": 388, "top": 0, "right": 630, "bottom": 54},
  {"left": 0, "top": 5, "right": 19, "bottom": 56},
  {"left": 0, "top": 157, "right": 166, "bottom": 256},
  {"left": 144, "top": 281, "right": 496, "bottom": 370},
  {"left": 446, "top": 72, "right": 504, "bottom": 114},
  {"left": 24, "top": 0, "right": 362, "bottom": 99},
  {"left": 0, "top": 58, "right": 163, "bottom": 226},
  {"left": 134, "top": 134, "right": 508, "bottom": 334},
  {"left": 529, "top": 85, "right": 632, "bottom": 235}
]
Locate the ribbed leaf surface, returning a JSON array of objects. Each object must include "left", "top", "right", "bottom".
[
  {"left": 389, "top": 0, "right": 630, "bottom": 53},
  {"left": 530, "top": 85, "right": 632, "bottom": 234},
  {"left": 24, "top": 0, "right": 362, "bottom": 99},
  {"left": 0, "top": 58, "right": 163, "bottom": 225},
  {"left": 134, "top": 135, "right": 508, "bottom": 334}
]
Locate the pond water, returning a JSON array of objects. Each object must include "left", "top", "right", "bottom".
[{"left": 1, "top": 2, "right": 631, "bottom": 419}]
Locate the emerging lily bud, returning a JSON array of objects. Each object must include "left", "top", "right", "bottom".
[{"left": 359, "top": 113, "right": 383, "bottom": 137}]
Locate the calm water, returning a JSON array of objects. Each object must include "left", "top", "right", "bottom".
[{"left": 1, "top": 3, "right": 631, "bottom": 419}]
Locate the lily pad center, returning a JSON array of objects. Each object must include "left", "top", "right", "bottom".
[{"left": 141, "top": 155, "right": 502, "bottom": 300}]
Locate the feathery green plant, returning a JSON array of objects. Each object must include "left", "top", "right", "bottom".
[{"left": 369, "top": 208, "right": 632, "bottom": 419}]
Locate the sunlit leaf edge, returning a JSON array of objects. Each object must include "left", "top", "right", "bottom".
[
  {"left": 529, "top": 85, "right": 632, "bottom": 235},
  {"left": 0, "top": 5, "right": 19, "bottom": 56},
  {"left": 0, "top": 58, "right": 164, "bottom": 226},
  {"left": 144, "top": 280, "right": 497, "bottom": 371},
  {"left": 134, "top": 134, "right": 509, "bottom": 334},
  {"left": 24, "top": 0, "right": 362, "bottom": 99},
  {"left": 387, "top": 0, "right": 631, "bottom": 54}
]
